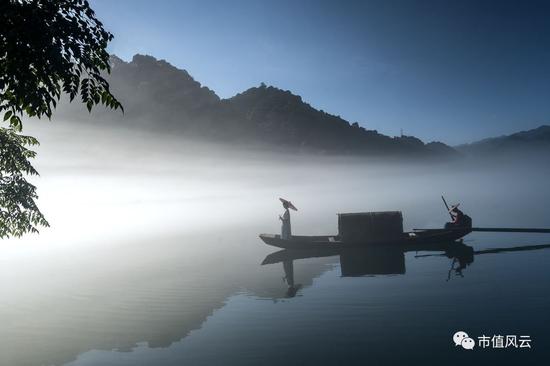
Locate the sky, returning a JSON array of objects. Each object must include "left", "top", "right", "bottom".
[{"left": 89, "top": 0, "right": 550, "bottom": 145}]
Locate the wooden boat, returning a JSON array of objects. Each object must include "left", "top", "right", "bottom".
[
  {"left": 259, "top": 227, "right": 472, "bottom": 250},
  {"left": 260, "top": 197, "right": 550, "bottom": 250}
]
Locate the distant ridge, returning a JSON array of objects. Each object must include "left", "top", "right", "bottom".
[
  {"left": 56, "top": 54, "right": 456, "bottom": 157},
  {"left": 457, "top": 125, "right": 550, "bottom": 156}
]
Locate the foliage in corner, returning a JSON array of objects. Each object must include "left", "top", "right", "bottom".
[
  {"left": 0, "top": 129, "right": 49, "bottom": 238},
  {"left": 0, "top": 0, "right": 123, "bottom": 131},
  {"left": 0, "top": 0, "right": 122, "bottom": 237}
]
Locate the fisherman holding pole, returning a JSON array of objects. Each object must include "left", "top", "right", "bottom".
[{"left": 442, "top": 196, "right": 472, "bottom": 229}]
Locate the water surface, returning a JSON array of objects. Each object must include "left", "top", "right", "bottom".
[{"left": 1, "top": 122, "right": 549, "bottom": 366}]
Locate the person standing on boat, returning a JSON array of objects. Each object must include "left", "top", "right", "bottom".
[{"left": 279, "top": 198, "right": 297, "bottom": 240}]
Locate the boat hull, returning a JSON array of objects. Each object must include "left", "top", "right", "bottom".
[{"left": 259, "top": 228, "right": 471, "bottom": 250}]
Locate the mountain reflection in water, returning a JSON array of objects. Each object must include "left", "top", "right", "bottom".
[
  {"left": 3, "top": 123, "right": 550, "bottom": 366},
  {"left": 54, "top": 235, "right": 550, "bottom": 366},
  {"left": 3, "top": 227, "right": 550, "bottom": 366}
]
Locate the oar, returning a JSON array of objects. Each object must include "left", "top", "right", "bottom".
[
  {"left": 441, "top": 195, "right": 453, "bottom": 220},
  {"left": 414, "top": 227, "right": 550, "bottom": 233},
  {"left": 472, "top": 227, "right": 550, "bottom": 233}
]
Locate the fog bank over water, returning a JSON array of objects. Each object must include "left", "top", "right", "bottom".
[
  {"left": 10, "top": 119, "right": 550, "bottom": 247},
  {"left": 2, "top": 120, "right": 549, "bottom": 366}
]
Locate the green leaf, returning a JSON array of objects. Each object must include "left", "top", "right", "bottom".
[
  {"left": 9, "top": 115, "right": 22, "bottom": 131},
  {"left": 3, "top": 111, "right": 13, "bottom": 121}
]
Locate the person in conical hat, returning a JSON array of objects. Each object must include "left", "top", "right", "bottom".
[
  {"left": 449, "top": 204, "right": 464, "bottom": 224},
  {"left": 446, "top": 203, "right": 472, "bottom": 229},
  {"left": 279, "top": 198, "right": 297, "bottom": 211},
  {"left": 279, "top": 198, "right": 297, "bottom": 240}
]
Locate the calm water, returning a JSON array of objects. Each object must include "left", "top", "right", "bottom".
[{"left": 1, "top": 123, "right": 549, "bottom": 366}]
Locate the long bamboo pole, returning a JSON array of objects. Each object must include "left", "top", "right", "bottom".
[
  {"left": 413, "top": 227, "right": 550, "bottom": 233},
  {"left": 441, "top": 195, "right": 453, "bottom": 220},
  {"left": 471, "top": 227, "right": 550, "bottom": 233}
]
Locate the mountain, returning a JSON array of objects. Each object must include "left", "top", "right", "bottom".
[
  {"left": 55, "top": 54, "right": 456, "bottom": 157},
  {"left": 224, "top": 84, "right": 456, "bottom": 155},
  {"left": 457, "top": 125, "right": 550, "bottom": 156}
]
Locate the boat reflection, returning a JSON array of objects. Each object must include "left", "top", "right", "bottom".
[
  {"left": 418, "top": 242, "right": 550, "bottom": 281},
  {"left": 262, "top": 242, "right": 550, "bottom": 295},
  {"left": 282, "top": 260, "right": 302, "bottom": 297},
  {"left": 276, "top": 247, "right": 408, "bottom": 297}
]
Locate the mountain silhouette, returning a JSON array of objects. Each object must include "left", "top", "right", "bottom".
[
  {"left": 56, "top": 54, "right": 456, "bottom": 157},
  {"left": 457, "top": 125, "right": 550, "bottom": 156}
]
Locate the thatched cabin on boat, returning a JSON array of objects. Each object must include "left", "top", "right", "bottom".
[{"left": 337, "top": 211, "right": 404, "bottom": 243}]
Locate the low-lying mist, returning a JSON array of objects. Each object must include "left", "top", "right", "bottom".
[{"left": 8, "top": 118, "right": 550, "bottom": 250}]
